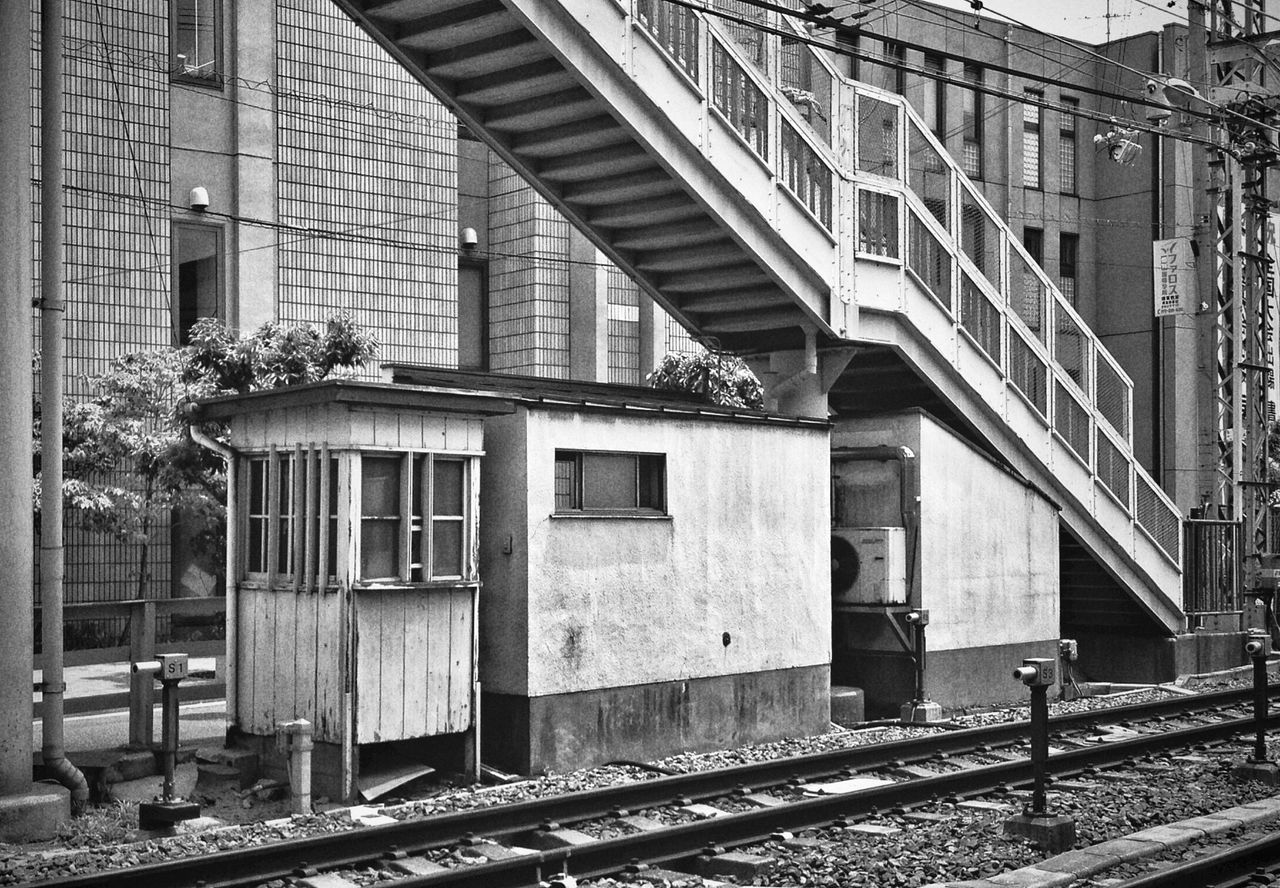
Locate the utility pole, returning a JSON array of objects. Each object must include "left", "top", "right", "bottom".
[
  {"left": 0, "top": 0, "right": 72, "bottom": 841},
  {"left": 1195, "top": 1, "right": 1280, "bottom": 608}
]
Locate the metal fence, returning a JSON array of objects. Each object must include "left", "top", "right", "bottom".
[{"left": 1182, "top": 519, "right": 1240, "bottom": 614}]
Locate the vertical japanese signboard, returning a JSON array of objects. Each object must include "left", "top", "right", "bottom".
[{"left": 1153, "top": 237, "right": 1196, "bottom": 317}]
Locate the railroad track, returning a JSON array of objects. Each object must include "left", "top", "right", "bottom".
[{"left": 35, "top": 685, "right": 1280, "bottom": 888}]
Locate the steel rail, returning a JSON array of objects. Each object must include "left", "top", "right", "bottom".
[
  {"left": 367, "top": 711, "right": 1280, "bottom": 888},
  {"left": 1110, "top": 830, "right": 1280, "bottom": 888},
  {"left": 30, "top": 686, "right": 1276, "bottom": 888}
]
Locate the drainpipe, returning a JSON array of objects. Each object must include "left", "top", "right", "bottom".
[
  {"left": 189, "top": 425, "right": 238, "bottom": 737},
  {"left": 38, "top": 0, "right": 88, "bottom": 815}
]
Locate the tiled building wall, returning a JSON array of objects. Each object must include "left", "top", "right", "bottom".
[
  {"left": 606, "top": 268, "right": 641, "bottom": 384},
  {"left": 277, "top": 0, "right": 457, "bottom": 369},
  {"left": 487, "top": 158, "right": 571, "bottom": 377},
  {"left": 32, "top": 0, "right": 173, "bottom": 606}
]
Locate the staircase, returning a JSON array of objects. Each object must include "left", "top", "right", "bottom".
[{"left": 335, "top": 0, "right": 1185, "bottom": 632}]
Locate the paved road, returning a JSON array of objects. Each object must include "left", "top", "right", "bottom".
[{"left": 34, "top": 700, "right": 228, "bottom": 753}]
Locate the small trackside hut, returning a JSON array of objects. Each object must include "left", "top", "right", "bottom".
[
  {"left": 196, "top": 380, "right": 514, "bottom": 801},
  {"left": 386, "top": 367, "right": 834, "bottom": 776}
]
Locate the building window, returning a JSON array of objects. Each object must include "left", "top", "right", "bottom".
[
  {"left": 554, "top": 450, "right": 666, "bottom": 514},
  {"left": 1022, "top": 89, "right": 1042, "bottom": 189},
  {"left": 458, "top": 259, "right": 488, "bottom": 370},
  {"left": 1024, "top": 226, "right": 1044, "bottom": 266},
  {"left": 922, "top": 53, "right": 945, "bottom": 139},
  {"left": 360, "top": 453, "right": 471, "bottom": 583},
  {"left": 961, "top": 64, "right": 983, "bottom": 179},
  {"left": 171, "top": 0, "right": 221, "bottom": 84},
  {"left": 1060, "top": 97, "right": 1078, "bottom": 194},
  {"left": 1060, "top": 232, "right": 1079, "bottom": 307},
  {"left": 886, "top": 40, "right": 906, "bottom": 95},
  {"left": 172, "top": 223, "right": 222, "bottom": 345}
]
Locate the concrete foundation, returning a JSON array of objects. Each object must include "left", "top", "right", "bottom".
[
  {"left": 1233, "top": 759, "right": 1280, "bottom": 785},
  {"left": 836, "top": 639, "right": 1060, "bottom": 716},
  {"left": 1074, "top": 630, "right": 1247, "bottom": 684},
  {"left": 830, "top": 686, "right": 865, "bottom": 726},
  {"left": 0, "top": 783, "right": 70, "bottom": 842},
  {"left": 483, "top": 664, "right": 831, "bottom": 775},
  {"left": 1004, "top": 811, "right": 1077, "bottom": 852}
]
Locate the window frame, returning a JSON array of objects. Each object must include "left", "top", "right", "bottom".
[
  {"left": 242, "top": 449, "right": 341, "bottom": 590},
  {"left": 356, "top": 451, "right": 477, "bottom": 586},
  {"left": 1022, "top": 88, "right": 1043, "bottom": 190},
  {"left": 961, "top": 64, "right": 984, "bottom": 180},
  {"left": 1060, "top": 232, "right": 1080, "bottom": 308},
  {"left": 553, "top": 449, "right": 668, "bottom": 517},
  {"left": 171, "top": 221, "right": 224, "bottom": 346},
  {"left": 170, "top": 0, "right": 223, "bottom": 88},
  {"left": 1060, "top": 96, "right": 1079, "bottom": 195}
]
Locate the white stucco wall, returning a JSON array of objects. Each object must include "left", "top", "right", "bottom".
[
  {"left": 917, "top": 417, "right": 1059, "bottom": 651},
  {"left": 493, "top": 408, "right": 830, "bottom": 698},
  {"left": 832, "top": 410, "right": 1059, "bottom": 654}
]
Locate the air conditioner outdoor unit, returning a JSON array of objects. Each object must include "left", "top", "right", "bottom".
[{"left": 831, "top": 526, "right": 907, "bottom": 606}]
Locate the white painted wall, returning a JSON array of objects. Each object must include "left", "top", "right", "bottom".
[
  {"left": 487, "top": 408, "right": 831, "bottom": 698},
  {"left": 917, "top": 419, "right": 1059, "bottom": 651},
  {"left": 833, "top": 409, "right": 1059, "bottom": 653}
]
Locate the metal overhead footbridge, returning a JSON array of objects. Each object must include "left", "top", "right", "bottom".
[{"left": 335, "top": 0, "right": 1185, "bottom": 633}]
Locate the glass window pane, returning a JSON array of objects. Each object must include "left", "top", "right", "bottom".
[
  {"left": 362, "top": 456, "right": 400, "bottom": 517},
  {"left": 554, "top": 454, "right": 579, "bottom": 510},
  {"left": 583, "top": 454, "right": 636, "bottom": 509},
  {"left": 433, "top": 459, "right": 465, "bottom": 516},
  {"left": 433, "top": 521, "right": 463, "bottom": 576},
  {"left": 361, "top": 521, "right": 399, "bottom": 580}
]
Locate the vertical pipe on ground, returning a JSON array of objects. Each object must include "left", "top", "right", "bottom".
[
  {"left": 39, "top": 0, "right": 88, "bottom": 814},
  {"left": 0, "top": 0, "right": 36, "bottom": 798}
]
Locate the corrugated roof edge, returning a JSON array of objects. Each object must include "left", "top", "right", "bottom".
[
  {"left": 193, "top": 378, "right": 518, "bottom": 421},
  {"left": 381, "top": 364, "right": 832, "bottom": 430}
]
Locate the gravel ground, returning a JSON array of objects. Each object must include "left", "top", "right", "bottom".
[
  {"left": 0, "top": 680, "right": 1269, "bottom": 886},
  {"left": 582, "top": 742, "right": 1280, "bottom": 888}
]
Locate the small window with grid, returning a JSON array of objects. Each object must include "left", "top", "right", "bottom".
[{"left": 554, "top": 451, "right": 666, "bottom": 515}]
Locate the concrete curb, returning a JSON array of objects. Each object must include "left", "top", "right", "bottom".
[{"left": 927, "top": 795, "right": 1280, "bottom": 887}]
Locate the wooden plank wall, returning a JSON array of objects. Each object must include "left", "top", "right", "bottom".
[
  {"left": 238, "top": 586, "right": 346, "bottom": 743},
  {"left": 355, "top": 587, "right": 475, "bottom": 744}
]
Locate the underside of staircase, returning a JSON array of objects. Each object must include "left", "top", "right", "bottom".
[{"left": 335, "top": 0, "right": 1186, "bottom": 635}]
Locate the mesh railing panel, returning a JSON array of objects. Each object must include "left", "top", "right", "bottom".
[
  {"left": 1095, "top": 427, "right": 1131, "bottom": 508},
  {"left": 711, "top": 0, "right": 766, "bottom": 70},
  {"left": 1137, "top": 473, "right": 1181, "bottom": 562},
  {"left": 959, "top": 274, "right": 1001, "bottom": 364},
  {"left": 780, "top": 37, "right": 831, "bottom": 145},
  {"left": 907, "top": 121, "right": 950, "bottom": 233},
  {"left": 636, "top": 0, "right": 699, "bottom": 79},
  {"left": 960, "top": 194, "right": 1001, "bottom": 292},
  {"left": 1054, "top": 303, "right": 1089, "bottom": 392},
  {"left": 858, "top": 190, "right": 899, "bottom": 258},
  {"left": 857, "top": 94, "right": 899, "bottom": 179},
  {"left": 1008, "top": 329, "right": 1048, "bottom": 416},
  {"left": 1055, "top": 380, "right": 1090, "bottom": 464},
  {"left": 907, "top": 211, "right": 951, "bottom": 311},
  {"left": 711, "top": 41, "right": 768, "bottom": 160},
  {"left": 1008, "top": 248, "right": 1046, "bottom": 343},
  {"left": 781, "top": 119, "right": 833, "bottom": 228},
  {"left": 1095, "top": 356, "right": 1131, "bottom": 441}
]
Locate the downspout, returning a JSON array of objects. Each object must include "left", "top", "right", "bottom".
[
  {"left": 189, "top": 425, "right": 239, "bottom": 740},
  {"left": 38, "top": 0, "right": 88, "bottom": 815}
]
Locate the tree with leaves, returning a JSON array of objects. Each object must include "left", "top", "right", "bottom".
[
  {"left": 647, "top": 350, "right": 764, "bottom": 410},
  {"left": 35, "top": 314, "right": 378, "bottom": 601}
]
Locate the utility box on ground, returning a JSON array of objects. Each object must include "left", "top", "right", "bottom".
[{"left": 197, "top": 380, "right": 514, "bottom": 801}]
